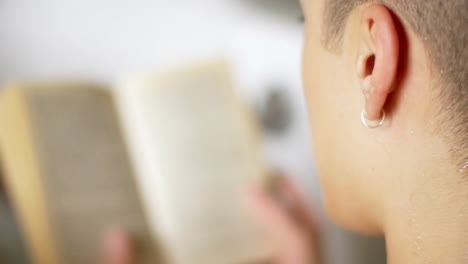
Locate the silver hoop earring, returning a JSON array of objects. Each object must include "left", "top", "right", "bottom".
[{"left": 361, "top": 110, "right": 386, "bottom": 129}]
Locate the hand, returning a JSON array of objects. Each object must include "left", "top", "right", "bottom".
[
  {"left": 101, "top": 177, "right": 320, "bottom": 264},
  {"left": 102, "top": 229, "right": 134, "bottom": 264},
  {"left": 244, "top": 177, "right": 320, "bottom": 264}
]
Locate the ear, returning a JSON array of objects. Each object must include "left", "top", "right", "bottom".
[{"left": 356, "top": 4, "right": 399, "bottom": 121}]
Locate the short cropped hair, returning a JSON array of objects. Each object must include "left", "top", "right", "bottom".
[{"left": 323, "top": 0, "right": 468, "bottom": 172}]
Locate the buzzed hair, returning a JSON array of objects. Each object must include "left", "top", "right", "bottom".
[{"left": 323, "top": 0, "right": 468, "bottom": 172}]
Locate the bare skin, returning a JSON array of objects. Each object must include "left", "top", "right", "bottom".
[
  {"left": 102, "top": 229, "right": 134, "bottom": 264},
  {"left": 300, "top": 0, "right": 468, "bottom": 263}
]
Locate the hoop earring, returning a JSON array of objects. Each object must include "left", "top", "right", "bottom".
[{"left": 361, "top": 110, "right": 386, "bottom": 129}]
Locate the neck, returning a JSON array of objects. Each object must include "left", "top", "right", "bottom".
[{"left": 384, "top": 167, "right": 468, "bottom": 264}]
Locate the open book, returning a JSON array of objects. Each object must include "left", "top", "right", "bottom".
[{"left": 0, "top": 62, "right": 273, "bottom": 263}]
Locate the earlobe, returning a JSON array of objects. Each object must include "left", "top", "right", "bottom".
[{"left": 356, "top": 4, "right": 400, "bottom": 123}]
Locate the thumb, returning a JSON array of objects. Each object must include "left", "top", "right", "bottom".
[
  {"left": 102, "top": 228, "right": 134, "bottom": 264},
  {"left": 244, "top": 186, "right": 313, "bottom": 263}
]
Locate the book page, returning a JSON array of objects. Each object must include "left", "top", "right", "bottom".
[
  {"left": 117, "top": 62, "right": 273, "bottom": 264},
  {"left": 23, "top": 85, "right": 158, "bottom": 264}
]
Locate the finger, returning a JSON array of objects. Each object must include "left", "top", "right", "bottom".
[
  {"left": 276, "top": 177, "right": 319, "bottom": 237},
  {"left": 244, "top": 186, "right": 311, "bottom": 263},
  {"left": 102, "top": 228, "right": 134, "bottom": 264},
  {"left": 276, "top": 176, "right": 322, "bottom": 264}
]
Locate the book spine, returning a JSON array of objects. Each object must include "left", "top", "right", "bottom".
[{"left": 0, "top": 87, "right": 62, "bottom": 264}]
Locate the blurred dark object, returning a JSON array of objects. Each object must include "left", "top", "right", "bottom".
[
  {"left": 341, "top": 232, "right": 387, "bottom": 264},
  {"left": 0, "top": 194, "right": 30, "bottom": 264},
  {"left": 242, "top": 0, "right": 303, "bottom": 21},
  {"left": 0, "top": 160, "right": 4, "bottom": 195},
  {"left": 260, "top": 86, "right": 292, "bottom": 135}
]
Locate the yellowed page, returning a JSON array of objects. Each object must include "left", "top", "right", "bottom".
[
  {"left": 0, "top": 84, "right": 159, "bottom": 264},
  {"left": 117, "top": 62, "right": 273, "bottom": 264}
]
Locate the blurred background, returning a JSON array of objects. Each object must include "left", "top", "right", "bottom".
[{"left": 0, "top": 0, "right": 386, "bottom": 263}]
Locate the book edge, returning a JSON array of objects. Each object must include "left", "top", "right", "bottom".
[{"left": 0, "top": 85, "right": 62, "bottom": 264}]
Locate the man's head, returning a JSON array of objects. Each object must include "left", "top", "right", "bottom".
[{"left": 301, "top": 0, "right": 468, "bottom": 234}]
